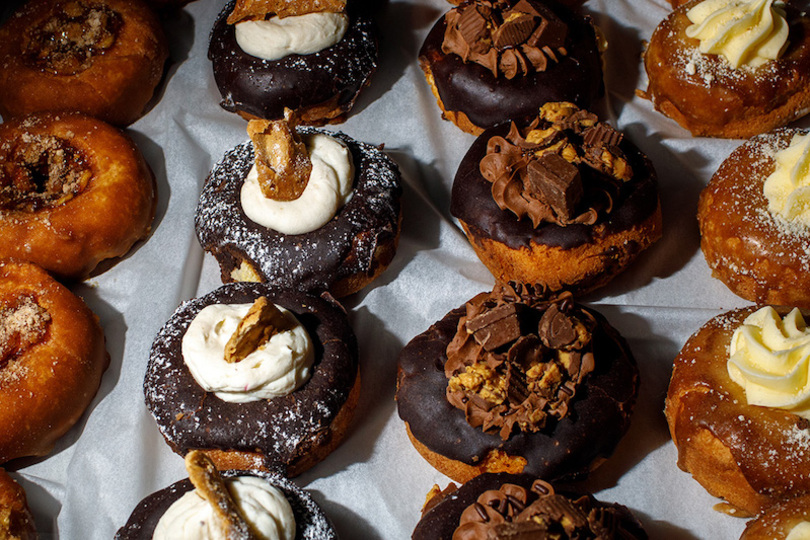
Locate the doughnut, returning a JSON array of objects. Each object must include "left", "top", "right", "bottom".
[
  {"left": 642, "top": 0, "right": 810, "bottom": 138},
  {"left": 144, "top": 282, "right": 359, "bottom": 477},
  {"left": 115, "top": 453, "right": 337, "bottom": 539},
  {"left": 666, "top": 306, "right": 810, "bottom": 516},
  {"left": 0, "top": 0, "right": 168, "bottom": 127},
  {"left": 0, "top": 113, "right": 157, "bottom": 281},
  {"left": 419, "top": 0, "right": 604, "bottom": 135},
  {"left": 195, "top": 123, "right": 402, "bottom": 298},
  {"left": 741, "top": 493, "right": 810, "bottom": 540},
  {"left": 0, "top": 259, "right": 109, "bottom": 463},
  {"left": 396, "top": 282, "right": 639, "bottom": 484},
  {"left": 413, "top": 473, "right": 648, "bottom": 539},
  {"left": 450, "top": 103, "right": 662, "bottom": 294},
  {"left": 0, "top": 469, "right": 36, "bottom": 540},
  {"left": 208, "top": 0, "right": 377, "bottom": 124},
  {"left": 698, "top": 128, "right": 810, "bottom": 307}
]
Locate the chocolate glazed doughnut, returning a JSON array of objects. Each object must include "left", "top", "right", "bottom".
[
  {"left": 115, "top": 469, "right": 337, "bottom": 540},
  {"left": 208, "top": 0, "right": 378, "bottom": 124},
  {"left": 195, "top": 127, "right": 402, "bottom": 298},
  {"left": 144, "top": 282, "right": 359, "bottom": 477}
]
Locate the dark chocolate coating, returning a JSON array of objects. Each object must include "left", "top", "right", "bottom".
[
  {"left": 115, "top": 469, "right": 338, "bottom": 539},
  {"left": 195, "top": 127, "right": 402, "bottom": 293},
  {"left": 419, "top": 1, "right": 603, "bottom": 131},
  {"left": 144, "top": 282, "right": 358, "bottom": 474},
  {"left": 396, "top": 302, "right": 638, "bottom": 481},
  {"left": 208, "top": 1, "right": 377, "bottom": 120},
  {"left": 450, "top": 122, "right": 660, "bottom": 251},
  {"left": 412, "top": 472, "right": 648, "bottom": 540}
]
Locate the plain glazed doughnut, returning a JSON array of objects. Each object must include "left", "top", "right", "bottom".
[
  {"left": 0, "top": 259, "right": 109, "bottom": 464},
  {"left": 0, "top": 113, "right": 157, "bottom": 281},
  {"left": 144, "top": 282, "right": 359, "bottom": 477},
  {"left": 0, "top": 0, "right": 168, "bottom": 127},
  {"left": 0, "top": 469, "right": 36, "bottom": 540}
]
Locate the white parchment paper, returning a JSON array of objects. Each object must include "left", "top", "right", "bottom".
[{"left": 7, "top": 0, "right": 803, "bottom": 537}]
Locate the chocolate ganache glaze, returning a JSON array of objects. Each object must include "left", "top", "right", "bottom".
[
  {"left": 195, "top": 127, "right": 401, "bottom": 294},
  {"left": 396, "top": 283, "right": 638, "bottom": 480},
  {"left": 413, "top": 473, "right": 648, "bottom": 540},
  {"left": 208, "top": 0, "right": 377, "bottom": 122},
  {"left": 115, "top": 469, "right": 337, "bottom": 539},
  {"left": 144, "top": 282, "right": 357, "bottom": 475},
  {"left": 419, "top": 0, "right": 603, "bottom": 131},
  {"left": 450, "top": 111, "right": 659, "bottom": 251}
]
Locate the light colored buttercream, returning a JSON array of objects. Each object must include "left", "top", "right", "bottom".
[
  {"left": 241, "top": 132, "right": 354, "bottom": 235},
  {"left": 763, "top": 132, "right": 810, "bottom": 226},
  {"left": 235, "top": 12, "right": 348, "bottom": 61},
  {"left": 728, "top": 306, "right": 810, "bottom": 417},
  {"left": 787, "top": 522, "right": 810, "bottom": 540},
  {"left": 685, "top": 0, "right": 789, "bottom": 69},
  {"left": 182, "top": 303, "right": 313, "bottom": 403}
]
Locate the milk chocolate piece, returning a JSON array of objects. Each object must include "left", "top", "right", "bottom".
[
  {"left": 525, "top": 153, "right": 582, "bottom": 219},
  {"left": 467, "top": 303, "right": 521, "bottom": 351},
  {"left": 493, "top": 14, "right": 536, "bottom": 48},
  {"left": 538, "top": 304, "right": 577, "bottom": 349},
  {"left": 583, "top": 123, "right": 623, "bottom": 149}
]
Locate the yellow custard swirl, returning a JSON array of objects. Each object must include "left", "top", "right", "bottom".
[
  {"left": 685, "top": 0, "right": 789, "bottom": 69},
  {"left": 763, "top": 132, "right": 810, "bottom": 226},
  {"left": 728, "top": 307, "right": 810, "bottom": 417}
]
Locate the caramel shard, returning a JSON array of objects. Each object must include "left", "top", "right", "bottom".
[
  {"left": 228, "top": 0, "right": 346, "bottom": 24},
  {"left": 223, "top": 297, "right": 291, "bottom": 363},
  {"left": 248, "top": 115, "right": 312, "bottom": 201},
  {"left": 184, "top": 451, "right": 260, "bottom": 539},
  {"left": 524, "top": 153, "right": 582, "bottom": 220}
]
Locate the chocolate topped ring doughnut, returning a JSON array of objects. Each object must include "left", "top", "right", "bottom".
[
  {"left": 0, "top": 469, "right": 36, "bottom": 540},
  {"left": 413, "top": 473, "right": 648, "bottom": 539},
  {"left": 396, "top": 282, "right": 639, "bottom": 484},
  {"left": 208, "top": 0, "right": 378, "bottom": 124},
  {"left": 0, "top": 259, "right": 109, "bottom": 464},
  {"left": 642, "top": 0, "right": 810, "bottom": 138},
  {"left": 144, "top": 282, "right": 359, "bottom": 477},
  {"left": 195, "top": 120, "right": 402, "bottom": 298},
  {"left": 0, "top": 0, "right": 168, "bottom": 127},
  {"left": 419, "top": 0, "right": 604, "bottom": 135},
  {"left": 451, "top": 103, "right": 662, "bottom": 294},
  {"left": 116, "top": 452, "right": 337, "bottom": 540},
  {"left": 0, "top": 113, "right": 157, "bottom": 281}
]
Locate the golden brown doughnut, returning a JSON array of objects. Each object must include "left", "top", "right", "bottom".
[
  {"left": 0, "top": 469, "right": 35, "bottom": 540},
  {"left": 0, "top": 260, "right": 109, "bottom": 464},
  {"left": 642, "top": 1, "right": 810, "bottom": 138},
  {"left": 666, "top": 306, "right": 810, "bottom": 516},
  {"left": 0, "top": 0, "right": 168, "bottom": 127},
  {"left": 0, "top": 113, "right": 157, "bottom": 281},
  {"left": 698, "top": 129, "right": 810, "bottom": 308},
  {"left": 741, "top": 493, "right": 810, "bottom": 540}
]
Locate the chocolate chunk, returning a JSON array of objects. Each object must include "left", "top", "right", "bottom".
[
  {"left": 492, "top": 520, "right": 549, "bottom": 539},
  {"left": 583, "top": 124, "right": 623, "bottom": 148},
  {"left": 538, "top": 304, "right": 578, "bottom": 349},
  {"left": 520, "top": 495, "right": 589, "bottom": 532},
  {"left": 506, "top": 361, "right": 531, "bottom": 405},
  {"left": 511, "top": 0, "right": 540, "bottom": 18},
  {"left": 560, "top": 109, "right": 598, "bottom": 132},
  {"left": 467, "top": 303, "right": 521, "bottom": 351},
  {"left": 524, "top": 153, "right": 582, "bottom": 220},
  {"left": 525, "top": 6, "right": 567, "bottom": 49},
  {"left": 493, "top": 14, "right": 536, "bottom": 48},
  {"left": 457, "top": 6, "right": 488, "bottom": 45}
]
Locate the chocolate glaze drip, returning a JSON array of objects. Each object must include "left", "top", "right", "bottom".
[
  {"left": 419, "top": 0, "right": 603, "bottom": 131},
  {"left": 396, "top": 298, "right": 638, "bottom": 480},
  {"left": 144, "top": 282, "right": 357, "bottom": 475},
  {"left": 451, "top": 122, "right": 659, "bottom": 250},
  {"left": 114, "top": 469, "right": 337, "bottom": 539},
  {"left": 195, "top": 127, "right": 402, "bottom": 293},
  {"left": 412, "top": 473, "right": 648, "bottom": 540},
  {"left": 208, "top": 0, "right": 377, "bottom": 120}
]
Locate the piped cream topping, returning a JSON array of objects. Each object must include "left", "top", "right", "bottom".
[
  {"left": 763, "top": 132, "right": 810, "bottom": 227},
  {"left": 728, "top": 306, "right": 810, "bottom": 417},
  {"left": 182, "top": 303, "right": 313, "bottom": 403},
  {"left": 787, "top": 522, "right": 810, "bottom": 540},
  {"left": 241, "top": 132, "right": 354, "bottom": 235},
  {"left": 685, "top": 0, "right": 789, "bottom": 69},
  {"left": 235, "top": 12, "right": 348, "bottom": 61},
  {"left": 152, "top": 476, "right": 296, "bottom": 540}
]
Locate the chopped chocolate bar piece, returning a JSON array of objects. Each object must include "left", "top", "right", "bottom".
[
  {"left": 470, "top": 309, "right": 521, "bottom": 351},
  {"left": 583, "top": 124, "right": 624, "bottom": 148},
  {"left": 493, "top": 14, "right": 536, "bottom": 48},
  {"left": 524, "top": 153, "right": 582, "bottom": 220},
  {"left": 538, "top": 304, "right": 577, "bottom": 349},
  {"left": 457, "top": 6, "right": 488, "bottom": 45}
]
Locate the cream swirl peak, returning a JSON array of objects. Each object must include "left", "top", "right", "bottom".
[
  {"left": 685, "top": 0, "right": 789, "bottom": 69},
  {"left": 763, "top": 132, "right": 810, "bottom": 226},
  {"left": 728, "top": 306, "right": 810, "bottom": 416},
  {"left": 788, "top": 522, "right": 810, "bottom": 540}
]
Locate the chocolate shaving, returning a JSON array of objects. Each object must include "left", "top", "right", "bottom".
[{"left": 227, "top": 0, "right": 345, "bottom": 24}]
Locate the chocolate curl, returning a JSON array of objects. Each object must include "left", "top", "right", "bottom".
[
  {"left": 247, "top": 110, "right": 312, "bottom": 201},
  {"left": 228, "top": 0, "right": 346, "bottom": 24}
]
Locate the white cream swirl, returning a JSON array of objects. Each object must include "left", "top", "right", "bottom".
[
  {"left": 152, "top": 476, "right": 296, "bottom": 540},
  {"left": 235, "top": 12, "right": 349, "bottom": 61},
  {"left": 685, "top": 0, "right": 789, "bottom": 69},
  {"left": 787, "top": 522, "right": 810, "bottom": 540},
  {"left": 181, "top": 303, "right": 313, "bottom": 403},
  {"left": 728, "top": 306, "right": 810, "bottom": 417},
  {"left": 241, "top": 132, "right": 354, "bottom": 235},
  {"left": 763, "top": 132, "right": 810, "bottom": 226}
]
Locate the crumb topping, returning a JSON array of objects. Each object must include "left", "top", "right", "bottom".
[{"left": 0, "top": 295, "right": 51, "bottom": 376}]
